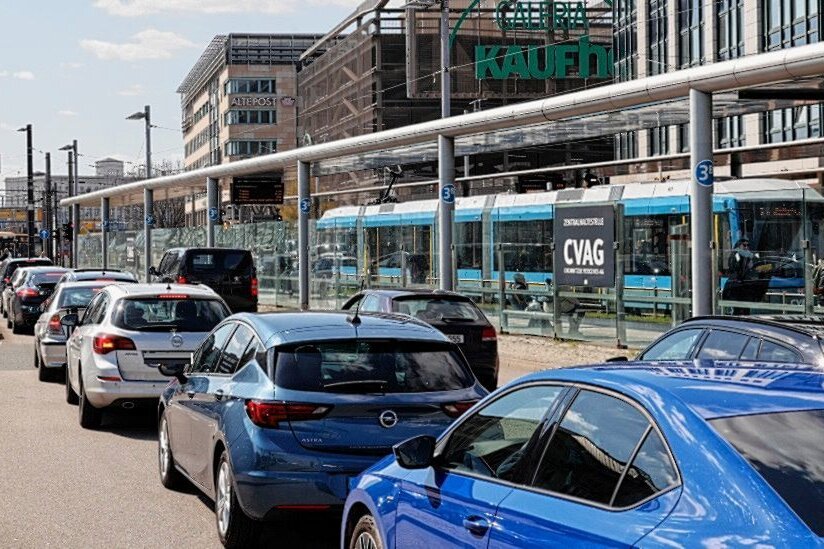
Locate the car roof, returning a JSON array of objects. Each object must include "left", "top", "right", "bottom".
[
  {"left": 103, "top": 283, "right": 220, "bottom": 299},
  {"left": 683, "top": 315, "right": 824, "bottom": 339},
  {"left": 165, "top": 247, "right": 251, "bottom": 254},
  {"left": 230, "top": 310, "right": 450, "bottom": 347},
  {"left": 6, "top": 258, "right": 53, "bottom": 265},
  {"left": 69, "top": 270, "right": 136, "bottom": 280},
  {"left": 358, "top": 288, "right": 471, "bottom": 300},
  {"left": 21, "top": 266, "right": 69, "bottom": 274},
  {"left": 517, "top": 362, "right": 824, "bottom": 420}
]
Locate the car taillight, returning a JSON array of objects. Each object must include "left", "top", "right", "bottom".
[
  {"left": 177, "top": 275, "right": 188, "bottom": 284},
  {"left": 3, "top": 277, "right": 9, "bottom": 284},
  {"left": 245, "top": 400, "right": 331, "bottom": 428},
  {"left": 47, "top": 314, "right": 62, "bottom": 335},
  {"left": 93, "top": 334, "right": 136, "bottom": 355},
  {"left": 481, "top": 326, "right": 497, "bottom": 342},
  {"left": 251, "top": 277, "right": 259, "bottom": 297},
  {"left": 16, "top": 288, "right": 38, "bottom": 298},
  {"left": 441, "top": 401, "right": 478, "bottom": 419}
]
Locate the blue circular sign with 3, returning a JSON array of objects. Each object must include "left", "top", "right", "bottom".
[
  {"left": 441, "top": 184, "right": 456, "bottom": 204},
  {"left": 208, "top": 207, "right": 219, "bottom": 221},
  {"left": 299, "top": 198, "right": 311, "bottom": 215},
  {"left": 695, "top": 159, "right": 714, "bottom": 187},
  {"left": 39, "top": 229, "right": 50, "bottom": 240}
]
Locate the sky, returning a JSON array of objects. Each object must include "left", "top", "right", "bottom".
[{"left": 0, "top": 0, "right": 364, "bottom": 181}]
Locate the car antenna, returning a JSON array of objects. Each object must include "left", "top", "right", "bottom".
[{"left": 348, "top": 280, "right": 365, "bottom": 325}]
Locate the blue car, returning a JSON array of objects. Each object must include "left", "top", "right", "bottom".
[
  {"left": 156, "top": 311, "right": 486, "bottom": 548},
  {"left": 342, "top": 362, "right": 824, "bottom": 548}
]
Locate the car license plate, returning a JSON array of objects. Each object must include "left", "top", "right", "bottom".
[{"left": 446, "top": 334, "right": 464, "bottom": 344}]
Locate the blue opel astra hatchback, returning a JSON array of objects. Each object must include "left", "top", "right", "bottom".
[
  {"left": 342, "top": 363, "right": 824, "bottom": 548},
  {"left": 156, "top": 311, "right": 486, "bottom": 548}
]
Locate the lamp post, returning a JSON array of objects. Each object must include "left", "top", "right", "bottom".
[
  {"left": 16, "top": 125, "right": 34, "bottom": 258},
  {"left": 59, "top": 141, "right": 78, "bottom": 267},
  {"left": 127, "top": 105, "right": 153, "bottom": 280}
]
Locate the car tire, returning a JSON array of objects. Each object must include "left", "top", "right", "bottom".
[
  {"left": 215, "top": 450, "right": 260, "bottom": 548},
  {"left": 78, "top": 373, "right": 102, "bottom": 429},
  {"left": 36, "top": 348, "right": 51, "bottom": 382},
  {"left": 158, "top": 411, "right": 185, "bottom": 490},
  {"left": 65, "top": 366, "right": 79, "bottom": 405},
  {"left": 349, "top": 514, "right": 384, "bottom": 549},
  {"left": 11, "top": 315, "right": 21, "bottom": 334}
]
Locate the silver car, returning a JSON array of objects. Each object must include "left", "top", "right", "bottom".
[
  {"left": 63, "top": 283, "right": 231, "bottom": 429},
  {"left": 33, "top": 280, "right": 127, "bottom": 382}
]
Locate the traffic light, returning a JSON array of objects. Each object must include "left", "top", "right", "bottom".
[{"left": 62, "top": 222, "right": 73, "bottom": 241}]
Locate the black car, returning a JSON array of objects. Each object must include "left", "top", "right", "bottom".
[
  {"left": 635, "top": 315, "right": 824, "bottom": 368},
  {"left": 151, "top": 248, "right": 258, "bottom": 313},
  {"left": 342, "top": 289, "right": 499, "bottom": 390},
  {"left": 7, "top": 266, "right": 69, "bottom": 333},
  {"left": 0, "top": 257, "right": 53, "bottom": 317}
]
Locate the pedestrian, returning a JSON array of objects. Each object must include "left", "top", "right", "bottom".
[
  {"left": 724, "top": 238, "right": 756, "bottom": 314},
  {"left": 813, "top": 259, "right": 824, "bottom": 304}
]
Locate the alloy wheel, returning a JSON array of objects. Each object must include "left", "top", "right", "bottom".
[
  {"left": 158, "top": 418, "right": 170, "bottom": 478},
  {"left": 216, "top": 461, "right": 232, "bottom": 537},
  {"left": 356, "top": 532, "right": 379, "bottom": 549}
]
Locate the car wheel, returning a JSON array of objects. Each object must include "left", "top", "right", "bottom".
[
  {"left": 6, "top": 315, "right": 11, "bottom": 329},
  {"left": 11, "top": 315, "right": 21, "bottom": 334},
  {"left": 78, "top": 373, "right": 102, "bottom": 429},
  {"left": 36, "top": 348, "right": 51, "bottom": 382},
  {"left": 215, "top": 451, "right": 260, "bottom": 548},
  {"left": 349, "top": 514, "right": 383, "bottom": 549},
  {"left": 158, "top": 411, "right": 185, "bottom": 490},
  {"left": 65, "top": 365, "right": 79, "bottom": 405}
]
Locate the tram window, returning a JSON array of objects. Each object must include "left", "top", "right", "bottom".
[
  {"left": 455, "top": 222, "right": 482, "bottom": 270},
  {"left": 494, "top": 220, "right": 552, "bottom": 272},
  {"left": 624, "top": 216, "right": 671, "bottom": 276}
]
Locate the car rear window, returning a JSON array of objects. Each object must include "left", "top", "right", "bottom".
[
  {"left": 30, "top": 271, "right": 67, "bottom": 285},
  {"left": 6, "top": 259, "right": 51, "bottom": 277},
  {"left": 187, "top": 251, "right": 252, "bottom": 274},
  {"left": 393, "top": 297, "right": 482, "bottom": 321},
  {"left": 57, "top": 287, "right": 104, "bottom": 309},
  {"left": 275, "top": 340, "right": 474, "bottom": 393},
  {"left": 710, "top": 410, "right": 824, "bottom": 536},
  {"left": 113, "top": 297, "right": 230, "bottom": 332}
]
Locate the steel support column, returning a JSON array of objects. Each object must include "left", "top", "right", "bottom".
[
  {"left": 72, "top": 204, "right": 80, "bottom": 268},
  {"left": 101, "top": 197, "right": 110, "bottom": 269},
  {"left": 144, "top": 188, "right": 153, "bottom": 280},
  {"left": 206, "top": 177, "right": 218, "bottom": 247},
  {"left": 298, "top": 161, "right": 311, "bottom": 310},
  {"left": 689, "top": 89, "right": 714, "bottom": 317},
  {"left": 438, "top": 135, "right": 455, "bottom": 290}
]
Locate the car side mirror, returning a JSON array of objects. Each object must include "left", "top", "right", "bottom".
[
  {"left": 606, "top": 356, "right": 628, "bottom": 362},
  {"left": 61, "top": 313, "right": 79, "bottom": 327},
  {"left": 159, "top": 362, "right": 188, "bottom": 384},
  {"left": 394, "top": 435, "right": 437, "bottom": 470},
  {"left": 148, "top": 266, "right": 158, "bottom": 277}
]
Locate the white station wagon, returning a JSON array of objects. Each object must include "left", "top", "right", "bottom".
[{"left": 63, "top": 283, "right": 231, "bottom": 428}]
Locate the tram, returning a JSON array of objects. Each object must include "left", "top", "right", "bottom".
[
  {"left": 316, "top": 179, "right": 824, "bottom": 301},
  {"left": 0, "top": 231, "right": 30, "bottom": 257}
]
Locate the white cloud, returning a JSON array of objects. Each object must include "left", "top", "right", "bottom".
[
  {"left": 58, "top": 110, "right": 79, "bottom": 117},
  {"left": 80, "top": 29, "right": 195, "bottom": 61},
  {"left": 118, "top": 84, "right": 145, "bottom": 96},
  {"left": 12, "top": 71, "right": 34, "bottom": 80},
  {"left": 93, "top": 0, "right": 361, "bottom": 16}
]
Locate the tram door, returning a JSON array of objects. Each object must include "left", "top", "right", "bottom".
[{"left": 669, "top": 223, "right": 690, "bottom": 324}]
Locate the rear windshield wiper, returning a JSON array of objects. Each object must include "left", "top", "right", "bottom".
[
  {"left": 438, "top": 316, "right": 474, "bottom": 322},
  {"left": 130, "top": 323, "right": 182, "bottom": 332},
  {"left": 322, "top": 380, "right": 389, "bottom": 393}
]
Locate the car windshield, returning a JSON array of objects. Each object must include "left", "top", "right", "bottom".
[
  {"left": 113, "top": 298, "right": 229, "bottom": 332},
  {"left": 710, "top": 409, "right": 824, "bottom": 536},
  {"left": 275, "top": 340, "right": 473, "bottom": 393},
  {"left": 393, "top": 297, "right": 482, "bottom": 321},
  {"left": 187, "top": 251, "right": 251, "bottom": 274},
  {"left": 57, "top": 287, "right": 104, "bottom": 309}
]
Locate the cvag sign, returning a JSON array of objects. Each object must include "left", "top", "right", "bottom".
[{"left": 553, "top": 205, "right": 615, "bottom": 288}]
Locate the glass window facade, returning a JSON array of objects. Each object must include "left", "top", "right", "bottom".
[
  {"left": 763, "top": 0, "right": 819, "bottom": 51},
  {"left": 616, "top": 130, "right": 638, "bottom": 160},
  {"left": 648, "top": 0, "right": 668, "bottom": 75},
  {"left": 223, "top": 79, "right": 277, "bottom": 94},
  {"left": 678, "top": 0, "right": 704, "bottom": 67},
  {"left": 224, "top": 140, "right": 278, "bottom": 157},
  {"left": 717, "top": 0, "right": 744, "bottom": 60},
  {"left": 224, "top": 110, "right": 277, "bottom": 125},
  {"left": 716, "top": 116, "right": 745, "bottom": 149},
  {"left": 649, "top": 126, "right": 670, "bottom": 156},
  {"left": 678, "top": 123, "right": 690, "bottom": 153},
  {"left": 763, "top": 106, "right": 823, "bottom": 143},
  {"left": 614, "top": 0, "right": 638, "bottom": 81}
]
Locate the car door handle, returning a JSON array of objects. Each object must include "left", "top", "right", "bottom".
[
  {"left": 214, "top": 389, "right": 225, "bottom": 401},
  {"left": 462, "top": 516, "right": 490, "bottom": 536},
  {"left": 186, "top": 390, "right": 195, "bottom": 399}
]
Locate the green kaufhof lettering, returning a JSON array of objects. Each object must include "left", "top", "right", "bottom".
[
  {"left": 495, "top": 0, "right": 588, "bottom": 31},
  {"left": 475, "top": 37, "right": 613, "bottom": 80}
]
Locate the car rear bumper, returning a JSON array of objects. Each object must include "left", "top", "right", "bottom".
[
  {"left": 40, "top": 338, "right": 68, "bottom": 368},
  {"left": 84, "top": 378, "right": 169, "bottom": 408}
]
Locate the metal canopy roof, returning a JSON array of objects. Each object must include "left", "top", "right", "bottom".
[{"left": 63, "top": 42, "right": 824, "bottom": 208}]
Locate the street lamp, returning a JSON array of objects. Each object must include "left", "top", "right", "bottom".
[
  {"left": 17, "top": 125, "right": 34, "bottom": 257},
  {"left": 126, "top": 106, "right": 152, "bottom": 179},
  {"left": 127, "top": 105, "right": 153, "bottom": 281}
]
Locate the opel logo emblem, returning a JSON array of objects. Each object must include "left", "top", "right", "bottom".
[
  {"left": 379, "top": 410, "right": 398, "bottom": 429},
  {"left": 170, "top": 334, "right": 184, "bottom": 348}
]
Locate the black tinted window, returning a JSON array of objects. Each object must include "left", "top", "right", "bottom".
[
  {"left": 57, "top": 287, "right": 104, "bottom": 309},
  {"left": 613, "top": 430, "right": 678, "bottom": 507},
  {"left": 534, "top": 391, "right": 650, "bottom": 505},
  {"left": 740, "top": 337, "right": 760, "bottom": 360},
  {"left": 395, "top": 297, "right": 482, "bottom": 321},
  {"left": 113, "top": 298, "right": 229, "bottom": 332},
  {"left": 641, "top": 329, "right": 703, "bottom": 360},
  {"left": 441, "top": 385, "right": 565, "bottom": 482},
  {"left": 217, "top": 325, "right": 254, "bottom": 374},
  {"left": 758, "top": 341, "right": 800, "bottom": 363},
  {"left": 697, "top": 330, "right": 750, "bottom": 360},
  {"left": 192, "top": 324, "right": 235, "bottom": 374},
  {"left": 275, "top": 340, "right": 473, "bottom": 393},
  {"left": 187, "top": 251, "right": 251, "bottom": 274},
  {"left": 30, "top": 271, "right": 67, "bottom": 286},
  {"left": 711, "top": 410, "right": 824, "bottom": 536}
]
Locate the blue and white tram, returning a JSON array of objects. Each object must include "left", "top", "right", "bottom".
[{"left": 316, "top": 179, "right": 824, "bottom": 298}]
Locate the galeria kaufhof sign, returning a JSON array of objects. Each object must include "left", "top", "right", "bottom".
[{"left": 472, "top": 1, "right": 613, "bottom": 80}]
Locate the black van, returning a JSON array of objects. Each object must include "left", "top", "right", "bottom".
[{"left": 151, "top": 248, "right": 258, "bottom": 313}]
